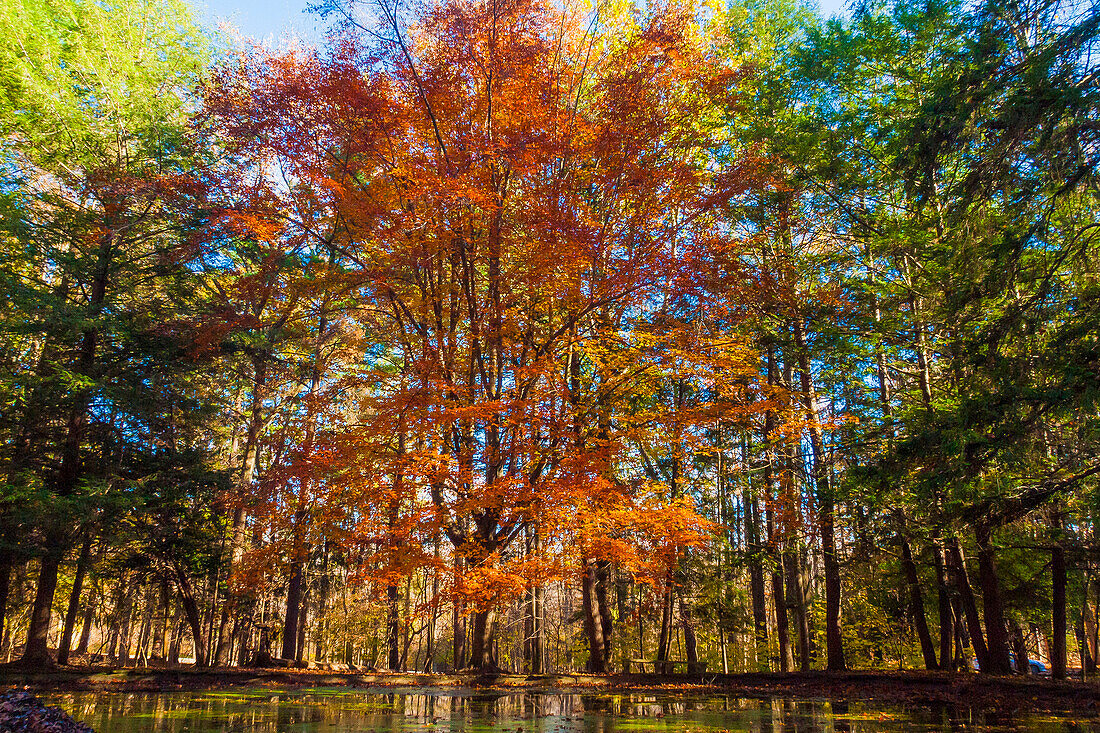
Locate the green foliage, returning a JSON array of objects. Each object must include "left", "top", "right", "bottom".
[
  {"left": 0, "top": 0, "right": 209, "bottom": 174},
  {"left": 0, "top": 0, "right": 223, "bottom": 613}
]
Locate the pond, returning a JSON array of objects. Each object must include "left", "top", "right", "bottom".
[{"left": 40, "top": 689, "right": 1099, "bottom": 733}]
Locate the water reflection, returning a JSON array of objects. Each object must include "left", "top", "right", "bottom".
[{"left": 40, "top": 689, "right": 1099, "bottom": 733}]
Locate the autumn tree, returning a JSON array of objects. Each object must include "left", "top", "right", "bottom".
[{"left": 203, "top": 0, "right": 756, "bottom": 672}]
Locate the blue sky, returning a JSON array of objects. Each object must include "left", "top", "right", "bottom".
[
  {"left": 196, "top": 0, "right": 850, "bottom": 46},
  {"left": 196, "top": 0, "right": 325, "bottom": 46}
]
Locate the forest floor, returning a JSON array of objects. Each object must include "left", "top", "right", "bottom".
[{"left": 2, "top": 667, "right": 1100, "bottom": 712}]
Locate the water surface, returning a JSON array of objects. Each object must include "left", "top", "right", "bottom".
[{"left": 42, "top": 689, "right": 1099, "bottom": 733}]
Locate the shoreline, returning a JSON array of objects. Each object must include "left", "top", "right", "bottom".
[{"left": 4, "top": 668, "right": 1100, "bottom": 712}]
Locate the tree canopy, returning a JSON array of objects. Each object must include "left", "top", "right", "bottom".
[{"left": 0, "top": 0, "right": 1098, "bottom": 677}]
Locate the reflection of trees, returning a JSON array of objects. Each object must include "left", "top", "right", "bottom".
[
  {"left": 832, "top": 701, "right": 850, "bottom": 733},
  {"left": 468, "top": 692, "right": 501, "bottom": 719},
  {"left": 275, "top": 699, "right": 295, "bottom": 730},
  {"left": 36, "top": 690, "right": 1043, "bottom": 733}
]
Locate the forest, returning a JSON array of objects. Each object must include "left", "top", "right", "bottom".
[{"left": 0, "top": 0, "right": 1098, "bottom": 681}]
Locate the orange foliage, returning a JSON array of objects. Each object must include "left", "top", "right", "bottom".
[{"left": 200, "top": 0, "right": 764, "bottom": 648}]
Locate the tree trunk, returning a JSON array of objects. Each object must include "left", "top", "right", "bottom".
[
  {"left": 679, "top": 592, "right": 700, "bottom": 671},
  {"left": 107, "top": 605, "right": 120, "bottom": 660},
  {"left": 489, "top": 615, "right": 501, "bottom": 670},
  {"left": 747, "top": 493, "right": 769, "bottom": 670},
  {"left": 933, "top": 539, "right": 954, "bottom": 671},
  {"left": 772, "top": 564, "right": 791, "bottom": 672},
  {"left": 1078, "top": 613, "right": 1095, "bottom": 677},
  {"left": 76, "top": 579, "right": 97, "bottom": 656},
  {"left": 952, "top": 595, "right": 968, "bottom": 669},
  {"left": 1010, "top": 617, "right": 1030, "bottom": 674},
  {"left": 23, "top": 550, "right": 63, "bottom": 666},
  {"left": 523, "top": 530, "right": 535, "bottom": 674},
  {"left": 532, "top": 579, "right": 544, "bottom": 673},
  {"left": 235, "top": 610, "right": 253, "bottom": 666},
  {"left": 283, "top": 562, "right": 303, "bottom": 661},
  {"left": 175, "top": 567, "right": 208, "bottom": 666},
  {"left": 596, "top": 560, "right": 613, "bottom": 670},
  {"left": 582, "top": 560, "right": 608, "bottom": 673},
  {"left": 780, "top": 354, "right": 810, "bottom": 672},
  {"left": 785, "top": 548, "right": 810, "bottom": 672},
  {"left": 215, "top": 354, "right": 267, "bottom": 667},
  {"left": 523, "top": 526, "right": 543, "bottom": 674},
  {"left": 793, "top": 318, "right": 845, "bottom": 671},
  {"left": 467, "top": 609, "right": 495, "bottom": 671},
  {"left": 656, "top": 582, "right": 673, "bottom": 667},
  {"left": 314, "top": 542, "right": 330, "bottom": 662},
  {"left": 1082, "top": 581, "right": 1098, "bottom": 675},
  {"left": 898, "top": 532, "right": 937, "bottom": 670},
  {"left": 452, "top": 567, "right": 466, "bottom": 670},
  {"left": 975, "top": 525, "right": 1012, "bottom": 675},
  {"left": 1052, "top": 513, "right": 1067, "bottom": 679},
  {"left": 284, "top": 304, "right": 326, "bottom": 666},
  {"left": 296, "top": 583, "right": 308, "bottom": 663},
  {"left": 764, "top": 341, "right": 790, "bottom": 673},
  {"left": 117, "top": 587, "right": 134, "bottom": 666},
  {"left": 425, "top": 568, "right": 438, "bottom": 673},
  {"left": 57, "top": 532, "right": 94, "bottom": 665},
  {"left": 947, "top": 537, "right": 989, "bottom": 670},
  {"left": 213, "top": 530, "right": 243, "bottom": 665},
  {"left": 153, "top": 580, "right": 170, "bottom": 661},
  {"left": 911, "top": 296, "right": 936, "bottom": 410},
  {"left": 168, "top": 607, "right": 182, "bottom": 666},
  {"left": 818, "top": 469, "right": 847, "bottom": 668},
  {"left": 387, "top": 582, "right": 401, "bottom": 671},
  {"left": 135, "top": 585, "right": 154, "bottom": 666},
  {"left": 425, "top": 537, "right": 440, "bottom": 673},
  {"left": 0, "top": 552, "right": 10, "bottom": 655}
]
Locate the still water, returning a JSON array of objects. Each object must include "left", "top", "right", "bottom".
[{"left": 41, "top": 689, "right": 1099, "bottom": 733}]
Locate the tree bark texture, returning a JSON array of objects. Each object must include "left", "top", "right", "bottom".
[
  {"left": 387, "top": 583, "right": 401, "bottom": 671},
  {"left": 975, "top": 525, "right": 1013, "bottom": 675},
  {"left": 467, "top": 608, "right": 494, "bottom": 670},
  {"left": 1052, "top": 513, "right": 1067, "bottom": 679},
  {"left": 933, "top": 540, "right": 954, "bottom": 671},
  {"left": 947, "top": 538, "right": 990, "bottom": 671},
  {"left": 57, "top": 532, "right": 94, "bottom": 665},
  {"left": 899, "top": 533, "right": 938, "bottom": 670},
  {"left": 283, "top": 561, "right": 304, "bottom": 661},
  {"left": 582, "top": 560, "right": 609, "bottom": 673},
  {"left": 793, "top": 318, "right": 845, "bottom": 671}
]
